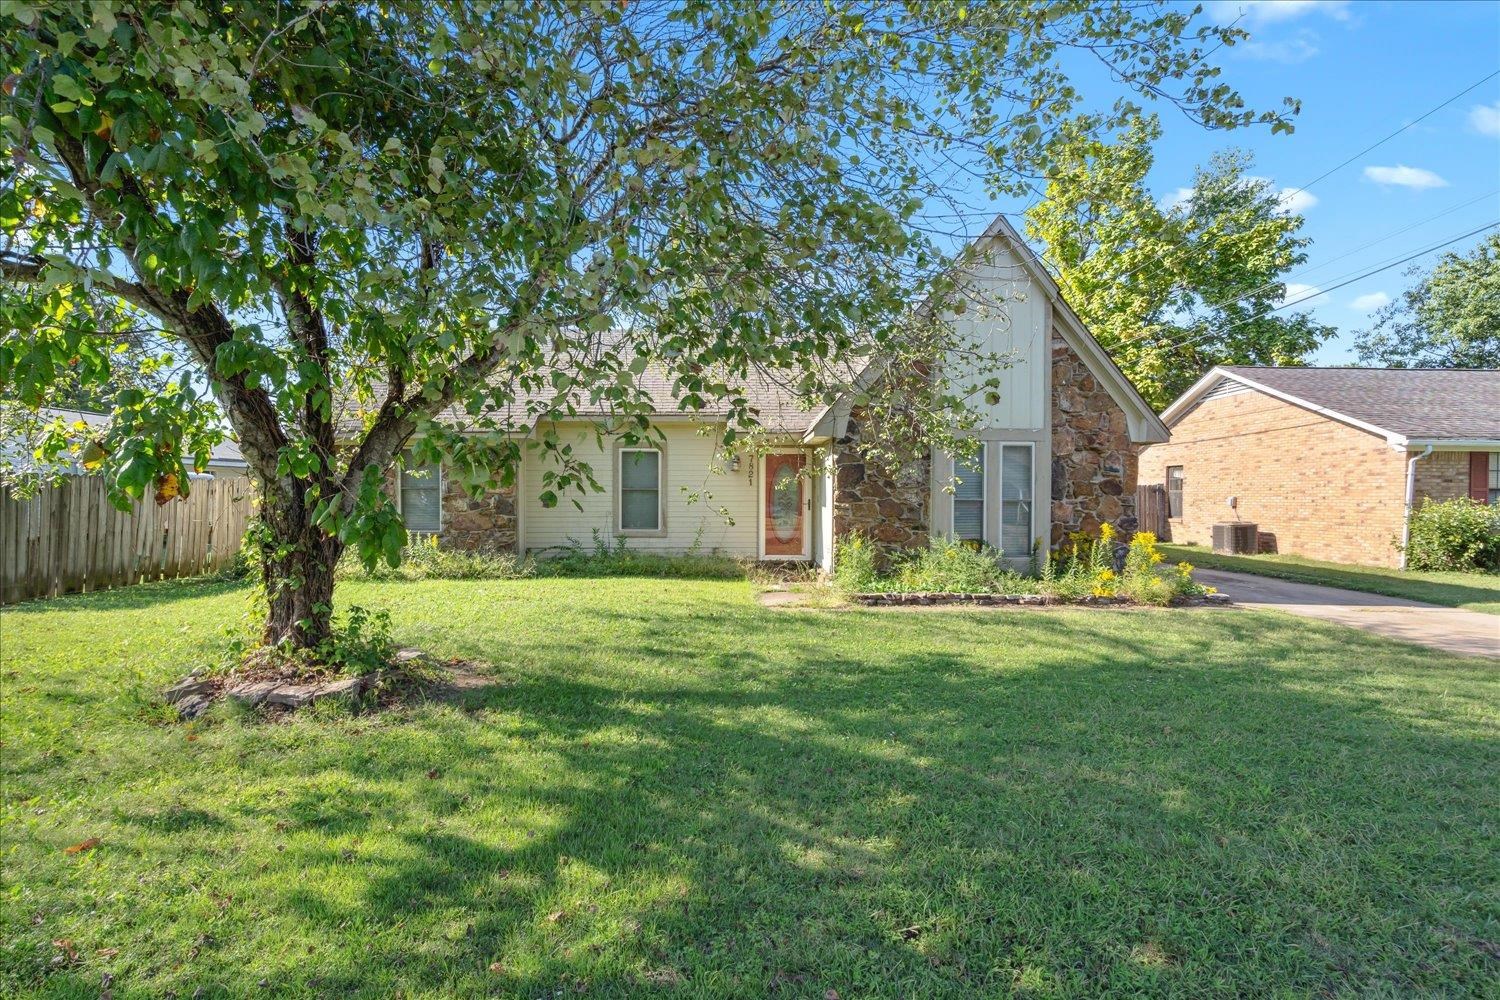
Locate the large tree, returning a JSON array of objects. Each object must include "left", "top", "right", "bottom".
[
  {"left": 1, "top": 1, "right": 1290, "bottom": 656},
  {"left": 1025, "top": 116, "right": 1330, "bottom": 409},
  {"left": 1354, "top": 233, "right": 1500, "bottom": 369}
]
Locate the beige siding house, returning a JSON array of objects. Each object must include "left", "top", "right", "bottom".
[
  {"left": 1139, "top": 366, "right": 1500, "bottom": 567},
  {"left": 394, "top": 216, "right": 1168, "bottom": 569}
]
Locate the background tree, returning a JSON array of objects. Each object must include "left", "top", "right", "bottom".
[
  {"left": 1026, "top": 116, "right": 1330, "bottom": 410},
  {"left": 1354, "top": 234, "right": 1500, "bottom": 369},
  {"left": 1, "top": 1, "right": 1291, "bottom": 657}
]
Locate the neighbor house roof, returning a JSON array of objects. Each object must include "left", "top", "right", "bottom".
[
  {"left": 1161, "top": 366, "right": 1500, "bottom": 447},
  {"left": 1, "top": 407, "right": 248, "bottom": 474}
]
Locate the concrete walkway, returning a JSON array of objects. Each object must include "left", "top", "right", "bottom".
[{"left": 1195, "top": 568, "right": 1500, "bottom": 660}]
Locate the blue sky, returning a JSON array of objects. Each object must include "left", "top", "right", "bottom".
[{"left": 982, "top": 0, "right": 1500, "bottom": 365}]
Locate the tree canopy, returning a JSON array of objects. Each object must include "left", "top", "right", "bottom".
[
  {"left": 1025, "top": 115, "right": 1330, "bottom": 410},
  {"left": 1, "top": 1, "right": 1292, "bottom": 651},
  {"left": 1354, "top": 233, "right": 1500, "bottom": 370}
]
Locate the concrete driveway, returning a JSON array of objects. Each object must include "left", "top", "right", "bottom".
[{"left": 1195, "top": 568, "right": 1500, "bottom": 660}]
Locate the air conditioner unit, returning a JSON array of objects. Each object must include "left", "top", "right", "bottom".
[{"left": 1212, "top": 522, "right": 1258, "bottom": 555}]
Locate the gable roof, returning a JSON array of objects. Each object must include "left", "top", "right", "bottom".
[
  {"left": 975, "top": 215, "right": 1169, "bottom": 444},
  {"left": 1162, "top": 366, "right": 1500, "bottom": 447},
  {"left": 347, "top": 212, "right": 1167, "bottom": 443}
]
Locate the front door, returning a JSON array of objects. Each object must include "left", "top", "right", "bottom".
[{"left": 762, "top": 452, "right": 808, "bottom": 559}]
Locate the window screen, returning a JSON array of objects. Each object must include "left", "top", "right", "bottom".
[
  {"left": 400, "top": 454, "right": 442, "bottom": 533},
  {"left": 619, "top": 449, "right": 661, "bottom": 531},
  {"left": 1166, "top": 466, "right": 1184, "bottom": 519},
  {"left": 1000, "top": 445, "right": 1033, "bottom": 556},
  {"left": 953, "top": 448, "right": 984, "bottom": 543}
]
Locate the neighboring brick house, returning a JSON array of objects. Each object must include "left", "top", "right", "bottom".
[
  {"left": 381, "top": 215, "right": 1167, "bottom": 570},
  {"left": 1139, "top": 367, "right": 1500, "bottom": 567}
]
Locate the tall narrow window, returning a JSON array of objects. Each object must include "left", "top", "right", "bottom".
[
  {"left": 1000, "top": 444, "right": 1033, "bottom": 556},
  {"left": 1489, "top": 453, "right": 1499, "bottom": 506},
  {"left": 952, "top": 446, "right": 985, "bottom": 544},
  {"left": 619, "top": 448, "right": 662, "bottom": 531},
  {"left": 1166, "top": 466, "right": 1184, "bottom": 518},
  {"left": 400, "top": 453, "right": 442, "bottom": 533}
]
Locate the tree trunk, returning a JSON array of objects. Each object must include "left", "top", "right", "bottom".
[{"left": 256, "top": 474, "right": 343, "bottom": 652}]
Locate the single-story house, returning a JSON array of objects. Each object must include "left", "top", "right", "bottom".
[
  {"left": 1138, "top": 366, "right": 1500, "bottom": 567},
  {"left": 0, "top": 407, "right": 249, "bottom": 478},
  {"left": 388, "top": 215, "right": 1168, "bottom": 570}
]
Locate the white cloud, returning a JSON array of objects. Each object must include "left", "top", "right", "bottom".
[
  {"left": 1350, "top": 291, "right": 1390, "bottom": 311},
  {"left": 1363, "top": 164, "right": 1449, "bottom": 190},
  {"left": 1161, "top": 187, "right": 1196, "bottom": 212},
  {"left": 1240, "top": 33, "right": 1321, "bottom": 63},
  {"left": 1280, "top": 283, "right": 1328, "bottom": 307},
  {"left": 1470, "top": 102, "right": 1500, "bottom": 138},
  {"left": 1212, "top": 1, "right": 1350, "bottom": 25},
  {"left": 1275, "top": 186, "right": 1318, "bottom": 214}
]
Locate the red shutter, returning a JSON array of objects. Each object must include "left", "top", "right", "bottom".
[{"left": 1469, "top": 452, "right": 1490, "bottom": 503}]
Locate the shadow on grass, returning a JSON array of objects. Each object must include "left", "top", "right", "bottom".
[{"left": 12, "top": 587, "right": 1498, "bottom": 997}]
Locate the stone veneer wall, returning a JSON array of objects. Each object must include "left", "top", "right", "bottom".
[
  {"left": 831, "top": 409, "right": 930, "bottom": 551},
  {"left": 1050, "top": 333, "right": 1136, "bottom": 545},
  {"left": 437, "top": 477, "right": 518, "bottom": 552}
]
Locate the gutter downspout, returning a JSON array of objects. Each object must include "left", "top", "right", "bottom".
[{"left": 1400, "top": 445, "right": 1434, "bottom": 570}]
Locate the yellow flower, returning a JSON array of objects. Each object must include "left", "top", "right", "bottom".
[
  {"left": 1096, "top": 568, "right": 1116, "bottom": 581},
  {"left": 1100, "top": 522, "right": 1115, "bottom": 542},
  {"left": 1150, "top": 551, "right": 1164, "bottom": 564},
  {"left": 1176, "top": 561, "right": 1194, "bottom": 575}
]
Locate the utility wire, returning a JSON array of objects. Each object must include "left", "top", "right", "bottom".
[
  {"left": 1190, "top": 187, "right": 1500, "bottom": 315},
  {"left": 1114, "top": 220, "right": 1499, "bottom": 356},
  {"left": 1095, "top": 69, "right": 1500, "bottom": 290}
]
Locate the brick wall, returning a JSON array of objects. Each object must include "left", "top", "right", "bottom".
[
  {"left": 1050, "top": 334, "right": 1136, "bottom": 544},
  {"left": 1138, "top": 389, "right": 1409, "bottom": 566},
  {"left": 1412, "top": 450, "right": 1476, "bottom": 504}
]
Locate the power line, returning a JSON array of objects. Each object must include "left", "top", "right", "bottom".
[
  {"left": 1096, "top": 68, "right": 1500, "bottom": 290},
  {"left": 1191, "top": 187, "right": 1499, "bottom": 315},
  {"left": 1117, "top": 221, "right": 1499, "bottom": 356},
  {"left": 1292, "top": 69, "right": 1498, "bottom": 193}
]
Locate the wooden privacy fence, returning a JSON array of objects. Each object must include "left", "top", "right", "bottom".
[
  {"left": 1136, "top": 483, "right": 1170, "bottom": 541},
  {"left": 1, "top": 475, "right": 253, "bottom": 604}
]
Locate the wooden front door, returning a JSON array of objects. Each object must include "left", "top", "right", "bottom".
[{"left": 763, "top": 453, "right": 807, "bottom": 558}]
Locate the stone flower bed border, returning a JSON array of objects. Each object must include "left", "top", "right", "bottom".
[{"left": 850, "top": 592, "right": 1231, "bottom": 608}]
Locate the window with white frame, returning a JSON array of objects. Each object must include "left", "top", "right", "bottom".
[
  {"left": 619, "top": 448, "right": 662, "bottom": 531},
  {"left": 399, "top": 452, "right": 442, "bottom": 533},
  {"left": 999, "top": 444, "right": 1033, "bottom": 556},
  {"left": 1166, "top": 466, "right": 1184, "bottom": 518},
  {"left": 952, "top": 446, "right": 985, "bottom": 544},
  {"left": 1489, "top": 452, "right": 1499, "bottom": 506}
]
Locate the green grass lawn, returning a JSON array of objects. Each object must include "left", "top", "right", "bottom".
[
  {"left": 1161, "top": 542, "right": 1500, "bottom": 615},
  {"left": 3, "top": 578, "right": 1497, "bottom": 998}
]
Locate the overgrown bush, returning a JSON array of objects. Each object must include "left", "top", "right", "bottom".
[
  {"left": 832, "top": 532, "right": 883, "bottom": 592},
  {"left": 536, "top": 531, "right": 747, "bottom": 579},
  {"left": 833, "top": 526, "right": 1211, "bottom": 605},
  {"left": 1404, "top": 498, "right": 1500, "bottom": 572},
  {"left": 336, "top": 535, "right": 534, "bottom": 581},
  {"left": 834, "top": 533, "right": 1035, "bottom": 595},
  {"left": 1041, "top": 527, "right": 1210, "bottom": 605}
]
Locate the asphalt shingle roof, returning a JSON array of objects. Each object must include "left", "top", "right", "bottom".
[{"left": 1220, "top": 366, "right": 1500, "bottom": 442}]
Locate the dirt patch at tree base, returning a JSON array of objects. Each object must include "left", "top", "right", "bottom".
[{"left": 163, "top": 648, "right": 492, "bottom": 719}]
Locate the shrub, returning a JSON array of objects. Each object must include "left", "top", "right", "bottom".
[
  {"left": 832, "top": 531, "right": 883, "bottom": 593},
  {"left": 889, "top": 538, "right": 1035, "bottom": 594},
  {"left": 337, "top": 535, "right": 533, "bottom": 581},
  {"left": 1404, "top": 498, "right": 1500, "bottom": 572},
  {"left": 834, "top": 533, "right": 1035, "bottom": 595}
]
